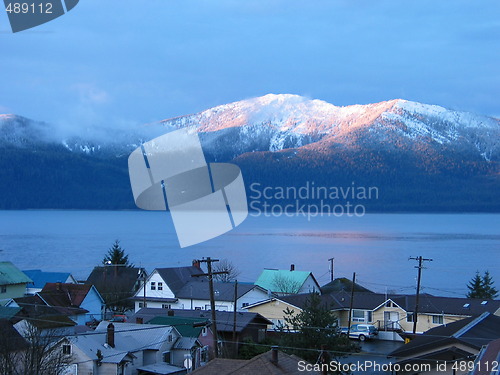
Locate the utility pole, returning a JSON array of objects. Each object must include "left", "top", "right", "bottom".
[
  {"left": 328, "top": 258, "right": 335, "bottom": 282},
  {"left": 347, "top": 272, "right": 356, "bottom": 336},
  {"left": 233, "top": 280, "right": 238, "bottom": 357},
  {"left": 409, "top": 256, "right": 433, "bottom": 335},
  {"left": 193, "top": 257, "right": 228, "bottom": 358}
]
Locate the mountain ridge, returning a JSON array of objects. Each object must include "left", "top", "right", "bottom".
[{"left": 0, "top": 94, "right": 498, "bottom": 210}]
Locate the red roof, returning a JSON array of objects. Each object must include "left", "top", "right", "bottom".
[{"left": 39, "top": 283, "right": 94, "bottom": 308}]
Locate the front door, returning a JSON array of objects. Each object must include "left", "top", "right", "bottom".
[{"left": 384, "top": 311, "right": 399, "bottom": 330}]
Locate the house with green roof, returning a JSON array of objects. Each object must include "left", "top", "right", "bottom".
[
  {"left": 254, "top": 266, "right": 321, "bottom": 296},
  {"left": 0, "top": 262, "right": 33, "bottom": 305}
]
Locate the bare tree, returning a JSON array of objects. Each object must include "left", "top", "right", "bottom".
[
  {"left": 213, "top": 259, "right": 241, "bottom": 282},
  {"left": 272, "top": 274, "right": 302, "bottom": 295},
  {"left": 0, "top": 321, "right": 73, "bottom": 375}
]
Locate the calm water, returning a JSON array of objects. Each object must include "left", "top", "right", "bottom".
[{"left": 0, "top": 211, "right": 498, "bottom": 298}]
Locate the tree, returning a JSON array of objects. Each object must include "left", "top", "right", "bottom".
[
  {"left": 102, "top": 240, "right": 133, "bottom": 267},
  {"left": 278, "top": 292, "right": 358, "bottom": 363},
  {"left": 467, "top": 271, "right": 498, "bottom": 299},
  {"left": 272, "top": 274, "right": 302, "bottom": 295},
  {"left": 213, "top": 259, "right": 240, "bottom": 283},
  {"left": 0, "top": 321, "right": 72, "bottom": 375}
]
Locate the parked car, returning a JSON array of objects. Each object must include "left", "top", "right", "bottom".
[
  {"left": 110, "top": 314, "right": 127, "bottom": 323},
  {"left": 341, "top": 324, "right": 378, "bottom": 341}
]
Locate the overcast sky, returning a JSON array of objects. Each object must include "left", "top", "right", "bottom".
[{"left": 0, "top": 0, "right": 499, "bottom": 132}]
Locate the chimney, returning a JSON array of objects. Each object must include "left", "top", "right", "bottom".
[
  {"left": 192, "top": 259, "right": 201, "bottom": 270},
  {"left": 271, "top": 346, "right": 279, "bottom": 364},
  {"left": 290, "top": 264, "right": 295, "bottom": 271},
  {"left": 167, "top": 310, "right": 174, "bottom": 316},
  {"left": 106, "top": 323, "right": 115, "bottom": 348},
  {"left": 56, "top": 282, "right": 62, "bottom": 291}
]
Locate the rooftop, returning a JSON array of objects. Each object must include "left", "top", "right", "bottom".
[{"left": 0, "top": 261, "right": 33, "bottom": 286}]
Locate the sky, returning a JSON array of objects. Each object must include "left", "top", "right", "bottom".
[{"left": 0, "top": 0, "right": 499, "bottom": 133}]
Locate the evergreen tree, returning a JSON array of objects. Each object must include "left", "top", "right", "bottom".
[
  {"left": 467, "top": 271, "right": 498, "bottom": 299},
  {"left": 482, "top": 271, "right": 499, "bottom": 299},
  {"left": 278, "top": 292, "right": 358, "bottom": 363},
  {"left": 102, "top": 240, "right": 132, "bottom": 267}
]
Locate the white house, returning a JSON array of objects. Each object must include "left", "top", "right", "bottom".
[
  {"left": 132, "top": 264, "right": 269, "bottom": 312},
  {"left": 59, "top": 322, "right": 190, "bottom": 375}
]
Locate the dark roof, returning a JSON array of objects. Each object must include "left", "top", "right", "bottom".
[
  {"left": 279, "top": 293, "right": 339, "bottom": 310},
  {"left": 156, "top": 266, "right": 205, "bottom": 294},
  {"left": 23, "top": 269, "right": 72, "bottom": 289},
  {"left": 192, "top": 349, "right": 321, "bottom": 374},
  {"left": 131, "top": 308, "right": 272, "bottom": 333},
  {"left": 321, "top": 278, "right": 373, "bottom": 294},
  {"left": 14, "top": 295, "right": 88, "bottom": 318},
  {"left": 39, "top": 283, "right": 100, "bottom": 310},
  {"left": 389, "top": 313, "right": 500, "bottom": 359},
  {"left": 147, "top": 316, "right": 207, "bottom": 337},
  {"left": 0, "top": 319, "right": 29, "bottom": 351},
  {"left": 86, "top": 266, "right": 145, "bottom": 294},
  {"left": 470, "top": 338, "right": 500, "bottom": 375},
  {"left": 0, "top": 261, "right": 32, "bottom": 286},
  {"left": 327, "top": 290, "right": 500, "bottom": 316},
  {"left": 176, "top": 280, "right": 260, "bottom": 301}
]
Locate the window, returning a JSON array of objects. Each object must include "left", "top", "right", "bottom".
[
  {"left": 202, "top": 327, "right": 208, "bottom": 336},
  {"left": 158, "top": 282, "right": 163, "bottom": 290},
  {"left": 195, "top": 307, "right": 202, "bottom": 310},
  {"left": 432, "top": 315, "right": 444, "bottom": 324},
  {"left": 62, "top": 344, "right": 72, "bottom": 355},
  {"left": 366, "top": 311, "right": 373, "bottom": 323},
  {"left": 151, "top": 282, "right": 156, "bottom": 290},
  {"left": 352, "top": 309, "right": 365, "bottom": 322},
  {"left": 139, "top": 302, "right": 147, "bottom": 308},
  {"left": 168, "top": 334, "right": 173, "bottom": 342},
  {"left": 407, "top": 313, "right": 414, "bottom": 322},
  {"left": 163, "top": 351, "right": 171, "bottom": 363},
  {"left": 0, "top": 286, "right": 6, "bottom": 293},
  {"left": 242, "top": 302, "right": 249, "bottom": 308},
  {"left": 162, "top": 304, "right": 171, "bottom": 309}
]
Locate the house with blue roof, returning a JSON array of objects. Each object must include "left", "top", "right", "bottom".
[
  {"left": 0, "top": 261, "right": 33, "bottom": 305},
  {"left": 23, "top": 269, "right": 77, "bottom": 295}
]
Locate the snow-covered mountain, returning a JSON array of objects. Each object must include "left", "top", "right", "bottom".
[
  {"left": 1, "top": 94, "right": 498, "bottom": 210},
  {"left": 160, "top": 94, "right": 499, "bottom": 162}
]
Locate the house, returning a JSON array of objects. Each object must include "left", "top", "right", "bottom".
[
  {"left": 37, "top": 282, "right": 105, "bottom": 324},
  {"left": 244, "top": 294, "right": 337, "bottom": 330},
  {"left": 147, "top": 315, "right": 213, "bottom": 364},
  {"left": 388, "top": 312, "right": 500, "bottom": 375},
  {"left": 327, "top": 291, "right": 500, "bottom": 334},
  {"left": 321, "top": 277, "right": 374, "bottom": 294},
  {"left": 131, "top": 308, "right": 272, "bottom": 353},
  {"left": 59, "top": 322, "right": 188, "bottom": 375},
  {"left": 8, "top": 294, "right": 90, "bottom": 325},
  {"left": 245, "top": 291, "right": 500, "bottom": 337},
  {"left": 0, "top": 319, "right": 30, "bottom": 374},
  {"left": 0, "top": 261, "right": 33, "bottom": 305},
  {"left": 469, "top": 338, "right": 500, "bottom": 375},
  {"left": 85, "top": 266, "right": 146, "bottom": 313},
  {"left": 22, "top": 269, "right": 77, "bottom": 295},
  {"left": 131, "top": 262, "right": 268, "bottom": 312},
  {"left": 254, "top": 266, "right": 321, "bottom": 296},
  {"left": 191, "top": 347, "right": 321, "bottom": 374}
]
